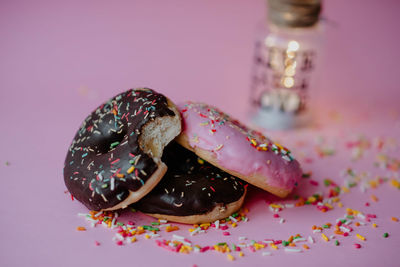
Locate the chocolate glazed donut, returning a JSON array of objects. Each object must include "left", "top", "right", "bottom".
[
  {"left": 64, "top": 88, "right": 181, "bottom": 211},
  {"left": 134, "top": 142, "right": 247, "bottom": 223}
]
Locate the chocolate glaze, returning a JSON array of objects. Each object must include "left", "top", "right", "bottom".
[
  {"left": 64, "top": 88, "right": 176, "bottom": 211},
  {"left": 134, "top": 142, "right": 246, "bottom": 216}
]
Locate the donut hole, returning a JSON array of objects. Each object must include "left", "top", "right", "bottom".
[{"left": 139, "top": 112, "right": 181, "bottom": 159}]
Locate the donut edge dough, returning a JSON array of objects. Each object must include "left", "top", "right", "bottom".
[{"left": 141, "top": 188, "right": 247, "bottom": 224}]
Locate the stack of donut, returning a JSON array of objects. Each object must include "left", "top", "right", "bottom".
[{"left": 64, "top": 88, "right": 302, "bottom": 224}]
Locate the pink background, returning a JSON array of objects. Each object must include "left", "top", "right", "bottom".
[{"left": 1, "top": 1, "right": 399, "bottom": 266}]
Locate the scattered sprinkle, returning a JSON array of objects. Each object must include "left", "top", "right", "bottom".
[
  {"left": 284, "top": 248, "right": 302, "bottom": 253},
  {"left": 356, "top": 234, "right": 366, "bottom": 241},
  {"left": 321, "top": 233, "right": 329, "bottom": 242},
  {"left": 227, "top": 254, "right": 235, "bottom": 261},
  {"left": 383, "top": 232, "right": 389, "bottom": 238},
  {"left": 370, "top": 195, "right": 378, "bottom": 202}
]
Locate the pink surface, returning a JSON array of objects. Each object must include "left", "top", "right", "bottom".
[{"left": 1, "top": 1, "right": 399, "bottom": 267}]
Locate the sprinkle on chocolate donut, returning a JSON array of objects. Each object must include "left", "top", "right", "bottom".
[
  {"left": 64, "top": 88, "right": 181, "bottom": 211},
  {"left": 134, "top": 142, "right": 246, "bottom": 220}
]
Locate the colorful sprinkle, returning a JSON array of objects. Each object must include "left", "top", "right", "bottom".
[
  {"left": 127, "top": 166, "right": 135, "bottom": 174},
  {"left": 370, "top": 195, "right": 378, "bottom": 202},
  {"left": 383, "top": 233, "right": 389, "bottom": 238},
  {"left": 227, "top": 254, "right": 235, "bottom": 261},
  {"left": 110, "top": 141, "right": 120, "bottom": 148},
  {"left": 284, "top": 248, "right": 302, "bottom": 253},
  {"left": 321, "top": 233, "right": 329, "bottom": 242}
]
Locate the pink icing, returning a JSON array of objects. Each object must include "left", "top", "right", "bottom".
[{"left": 178, "top": 102, "right": 302, "bottom": 192}]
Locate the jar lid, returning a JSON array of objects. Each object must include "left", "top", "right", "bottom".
[{"left": 267, "top": 0, "right": 322, "bottom": 28}]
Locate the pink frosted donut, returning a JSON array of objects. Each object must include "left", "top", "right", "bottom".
[{"left": 176, "top": 102, "right": 302, "bottom": 197}]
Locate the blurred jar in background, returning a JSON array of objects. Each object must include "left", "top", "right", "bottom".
[{"left": 250, "top": 0, "right": 323, "bottom": 130}]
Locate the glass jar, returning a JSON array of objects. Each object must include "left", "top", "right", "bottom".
[{"left": 250, "top": 0, "right": 323, "bottom": 130}]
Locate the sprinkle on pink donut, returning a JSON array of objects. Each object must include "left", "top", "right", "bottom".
[{"left": 178, "top": 102, "right": 302, "bottom": 196}]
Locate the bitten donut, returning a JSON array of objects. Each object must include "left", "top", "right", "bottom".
[
  {"left": 176, "top": 102, "right": 302, "bottom": 198},
  {"left": 64, "top": 88, "right": 181, "bottom": 211},
  {"left": 134, "top": 142, "right": 247, "bottom": 224}
]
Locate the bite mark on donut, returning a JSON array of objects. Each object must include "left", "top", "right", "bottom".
[{"left": 139, "top": 102, "right": 181, "bottom": 159}]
